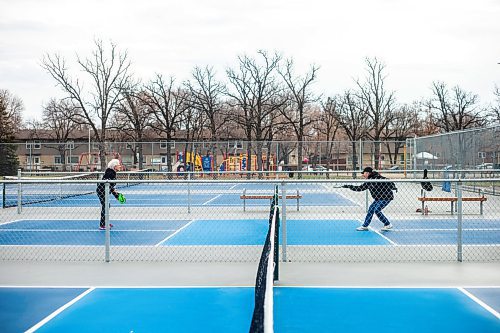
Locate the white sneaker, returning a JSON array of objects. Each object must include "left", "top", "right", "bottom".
[
  {"left": 381, "top": 224, "right": 393, "bottom": 231},
  {"left": 356, "top": 226, "right": 369, "bottom": 231}
]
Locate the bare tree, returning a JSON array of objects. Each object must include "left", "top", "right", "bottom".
[
  {"left": 426, "top": 81, "right": 485, "bottom": 132},
  {"left": 112, "top": 88, "right": 153, "bottom": 170},
  {"left": 143, "top": 75, "right": 188, "bottom": 173},
  {"left": 488, "top": 85, "right": 500, "bottom": 124},
  {"left": 316, "top": 97, "right": 341, "bottom": 172},
  {"left": 185, "top": 66, "right": 227, "bottom": 171},
  {"left": 35, "top": 99, "right": 83, "bottom": 170},
  {"left": 427, "top": 82, "right": 487, "bottom": 169},
  {"left": 382, "top": 102, "right": 420, "bottom": 166},
  {"left": 0, "top": 89, "right": 23, "bottom": 134},
  {"left": 355, "top": 57, "right": 396, "bottom": 169},
  {"left": 278, "top": 59, "right": 319, "bottom": 175},
  {"left": 335, "top": 91, "right": 368, "bottom": 175},
  {"left": 179, "top": 97, "right": 205, "bottom": 172},
  {"left": 41, "top": 39, "right": 132, "bottom": 169},
  {"left": 226, "top": 51, "right": 283, "bottom": 176}
]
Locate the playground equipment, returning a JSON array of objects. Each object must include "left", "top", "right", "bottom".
[
  {"left": 219, "top": 154, "right": 275, "bottom": 171},
  {"left": 77, "top": 152, "right": 122, "bottom": 171}
]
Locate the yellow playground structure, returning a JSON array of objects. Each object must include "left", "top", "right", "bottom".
[{"left": 219, "top": 154, "right": 275, "bottom": 171}]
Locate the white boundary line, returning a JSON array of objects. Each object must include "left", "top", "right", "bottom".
[
  {"left": 25, "top": 287, "right": 95, "bottom": 333},
  {"left": 458, "top": 287, "right": 500, "bottom": 320},
  {"left": 155, "top": 219, "right": 197, "bottom": 246},
  {"left": 202, "top": 194, "right": 222, "bottom": 205}
]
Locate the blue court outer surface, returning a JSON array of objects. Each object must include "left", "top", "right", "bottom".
[
  {"left": 0, "top": 287, "right": 87, "bottom": 333},
  {"left": 274, "top": 287, "right": 500, "bottom": 333},
  {"left": 4, "top": 191, "right": 356, "bottom": 207},
  {"left": 33, "top": 288, "right": 255, "bottom": 333},
  {"left": 2, "top": 287, "right": 499, "bottom": 333}
]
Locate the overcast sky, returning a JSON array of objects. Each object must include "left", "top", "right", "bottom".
[{"left": 1, "top": 0, "right": 499, "bottom": 121}]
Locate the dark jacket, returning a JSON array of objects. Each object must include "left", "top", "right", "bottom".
[
  {"left": 347, "top": 171, "right": 396, "bottom": 200},
  {"left": 96, "top": 168, "right": 119, "bottom": 199}
]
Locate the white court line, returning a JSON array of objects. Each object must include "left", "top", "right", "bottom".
[
  {"left": 155, "top": 219, "right": 197, "bottom": 246},
  {"left": 458, "top": 287, "right": 500, "bottom": 320},
  {"left": 370, "top": 227, "right": 398, "bottom": 245},
  {"left": 25, "top": 287, "right": 95, "bottom": 333},
  {"left": 354, "top": 219, "right": 398, "bottom": 245},
  {"left": 202, "top": 194, "right": 222, "bottom": 205},
  {"left": 393, "top": 228, "right": 500, "bottom": 232},
  {"left": 0, "top": 219, "right": 22, "bottom": 226},
  {"left": 1, "top": 228, "right": 179, "bottom": 232}
]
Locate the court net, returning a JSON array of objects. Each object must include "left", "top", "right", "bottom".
[
  {"left": 249, "top": 185, "right": 280, "bottom": 333},
  {"left": 2, "top": 170, "right": 150, "bottom": 208}
]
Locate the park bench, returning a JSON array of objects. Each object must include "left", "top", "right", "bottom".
[
  {"left": 418, "top": 190, "right": 487, "bottom": 215},
  {"left": 240, "top": 189, "right": 302, "bottom": 211}
]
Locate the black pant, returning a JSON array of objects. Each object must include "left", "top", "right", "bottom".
[{"left": 97, "top": 194, "right": 108, "bottom": 228}]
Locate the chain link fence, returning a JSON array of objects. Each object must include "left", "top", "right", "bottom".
[
  {"left": 1, "top": 171, "right": 499, "bottom": 262},
  {"left": 409, "top": 125, "right": 500, "bottom": 170}
]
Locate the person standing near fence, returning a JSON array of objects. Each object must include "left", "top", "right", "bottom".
[
  {"left": 342, "top": 167, "right": 397, "bottom": 231},
  {"left": 96, "top": 159, "right": 125, "bottom": 230}
]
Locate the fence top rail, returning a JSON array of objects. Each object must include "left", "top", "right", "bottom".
[{"left": 1, "top": 178, "right": 500, "bottom": 185}]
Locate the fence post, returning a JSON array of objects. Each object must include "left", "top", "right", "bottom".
[
  {"left": 105, "top": 182, "right": 110, "bottom": 262},
  {"left": 365, "top": 190, "right": 369, "bottom": 213},
  {"left": 17, "top": 169, "right": 22, "bottom": 214},
  {"left": 456, "top": 180, "right": 463, "bottom": 262},
  {"left": 281, "top": 181, "right": 287, "bottom": 262},
  {"left": 187, "top": 172, "right": 191, "bottom": 214}
]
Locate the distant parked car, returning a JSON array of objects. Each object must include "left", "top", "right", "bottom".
[
  {"left": 476, "top": 163, "right": 494, "bottom": 169},
  {"left": 388, "top": 165, "right": 400, "bottom": 170}
]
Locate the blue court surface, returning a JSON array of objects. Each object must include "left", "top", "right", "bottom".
[
  {"left": 1, "top": 218, "right": 498, "bottom": 246},
  {"left": 1, "top": 286, "right": 498, "bottom": 332},
  {"left": 2, "top": 183, "right": 356, "bottom": 207}
]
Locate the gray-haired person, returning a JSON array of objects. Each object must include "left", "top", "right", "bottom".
[{"left": 96, "top": 159, "right": 124, "bottom": 230}]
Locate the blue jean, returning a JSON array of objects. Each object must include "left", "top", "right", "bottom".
[{"left": 363, "top": 200, "right": 391, "bottom": 227}]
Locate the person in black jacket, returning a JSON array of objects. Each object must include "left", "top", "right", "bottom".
[
  {"left": 343, "top": 167, "right": 397, "bottom": 231},
  {"left": 96, "top": 159, "right": 123, "bottom": 230}
]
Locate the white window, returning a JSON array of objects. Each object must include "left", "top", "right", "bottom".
[
  {"left": 66, "top": 141, "right": 74, "bottom": 149},
  {"left": 160, "top": 141, "right": 175, "bottom": 149},
  {"left": 27, "top": 156, "right": 40, "bottom": 164},
  {"left": 54, "top": 156, "right": 63, "bottom": 164},
  {"left": 26, "top": 141, "right": 41, "bottom": 149},
  {"left": 478, "top": 152, "right": 486, "bottom": 159}
]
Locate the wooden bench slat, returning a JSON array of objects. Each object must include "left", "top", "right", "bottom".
[
  {"left": 418, "top": 197, "right": 487, "bottom": 202},
  {"left": 240, "top": 195, "right": 302, "bottom": 199}
]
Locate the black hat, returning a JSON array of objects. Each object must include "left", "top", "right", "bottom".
[{"left": 362, "top": 167, "right": 373, "bottom": 174}]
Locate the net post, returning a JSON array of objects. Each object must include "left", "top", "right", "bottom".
[
  {"left": 456, "top": 180, "right": 463, "bottom": 262},
  {"left": 2, "top": 177, "right": 5, "bottom": 209},
  {"left": 274, "top": 206, "right": 280, "bottom": 282},
  {"left": 281, "top": 182, "right": 287, "bottom": 262},
  {"left": 104, "top": 182, "right": 111, "bottom": 262}
]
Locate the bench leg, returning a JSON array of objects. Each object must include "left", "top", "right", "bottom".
[
  {"left": 480, "top": 201, "right": 483, "bottom": 215},
  {"left": 243, "top": 197, "right": 246, "bottom": 212},
  {"left": 422, "top": 201, "right": 424, "bottom": 215},
  {"left": 451, "top": 201, "right": 454, "bottom": 215}
]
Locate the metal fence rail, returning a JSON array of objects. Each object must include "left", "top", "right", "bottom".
[{"left": 1, "top": 173, "right": 499, "bottom": 263}]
